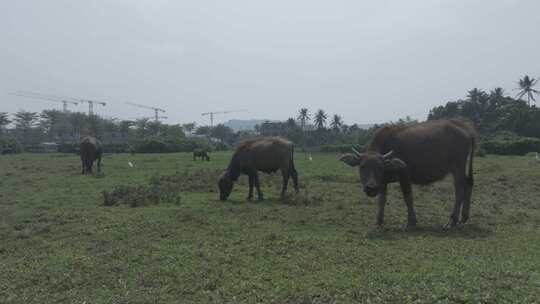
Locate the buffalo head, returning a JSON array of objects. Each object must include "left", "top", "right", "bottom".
[
  {"left": 340, "top": 147, "right": 407, "bottom": 197},
  {"left": 218, "top": 172, "right": 234, "bottom": 201}
]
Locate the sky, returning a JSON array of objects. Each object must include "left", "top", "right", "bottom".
[{"left": 1, "top": 0, "right": 539, "bottom": 126}]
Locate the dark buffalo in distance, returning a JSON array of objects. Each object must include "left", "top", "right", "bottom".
[
  {"left": 1, "top": 147, "right": 14, "bottom": 155},
  {"left": 218, "top": 137, "right": 299, "bottom": 201},
  {"left": 80, "top": 136, "right": 103, "bottom": 174},
  {"left": 340, "top": 119, "right": 476, "bottom": 228},
  {"left": 193, "top": 148, "right": 210, "bottom": 161}
]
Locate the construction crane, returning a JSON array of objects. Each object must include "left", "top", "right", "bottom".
[
  {"left": 9, "top": 90, "right": 106, "bottom": 115},
  {"left": 9, "top": 90, "right": 79, "bottom": 113},
  {"left": 76, "top": 98, "right": 106, "bottom": 116},
  {"left": 126, "top": 102, "right": 166, "bottom": 123},
  {"left": 201, "top": 110, "right": 245, "bottom": 129}
]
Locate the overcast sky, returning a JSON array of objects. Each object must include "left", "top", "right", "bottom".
[{"left": 1, "top": 0, "right": 539, "bottom": 126}]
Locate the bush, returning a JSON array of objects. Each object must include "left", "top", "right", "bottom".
[
  {"left": 103, "top": 173, "right": 181, "bottom": 207},
  {"left": 480, "top": 136, "right": 540, "bottom": 156},
  {"left": 133, "top": 137, "right": 219, "bottom": 153},
  {"left": 58, "top": 142, "right": 130, "bottom": 154},
  {"left": 134, "top": 138, "right": 170, "bottom": 153},
  {"left": 0, "top": 137, "right": 23, "bottom": 154}
]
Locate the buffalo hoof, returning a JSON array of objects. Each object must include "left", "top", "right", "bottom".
[
  {"left": 407, "top": 218, "right": 417, "bottom": 228},
  {"left": 257, "top": 197, "right": 264, "bottom": 202},
  {"left": 443, "top": 219, "right": 459, "bottom": 229}
]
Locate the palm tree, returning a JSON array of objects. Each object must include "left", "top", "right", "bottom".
[
  {"left": 489, "top": 87, "right": 506, "bottom": 107},
  {"left": 330, "top": 114, "right": 343, "bottom": 133},
  {"left": 490, "top": 87, "right": 505, "bottom": 99},
  {"left": 516, "top": 75, "right": 539, "bottom": 106},
  {"left": 467, "top": 88, "right": 488, "bottom": 104},
  {"left": 297, "top": 108, "right": 310, "bottom": 131},
  {"left": 286, "top": 118, "right": 297, "bottom": 128},
  {"left": 314, "top": 109, "right": 327, "bottom": 130}
]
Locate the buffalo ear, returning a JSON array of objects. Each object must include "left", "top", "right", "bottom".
[
  {"left": 385, "top": 158, "right": 407, "bottom": 170},
  {"left": 339, "top": 154, "right": 361, "bottom": 167}
]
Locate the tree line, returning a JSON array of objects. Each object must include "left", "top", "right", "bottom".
[
  {"left": 1, "top": 75, "right": 538, "bottom": 153},
  {"left": 428, "top": 75, "right": 539, "bottom": 138}
]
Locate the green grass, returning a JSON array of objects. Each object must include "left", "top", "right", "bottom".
[{"left": 1, "top": 152, "right": 539, "bottom": 303}]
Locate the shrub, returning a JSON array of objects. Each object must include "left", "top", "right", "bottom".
[
  {"left": 134, "top": 138, "right": 169, "bottom": 153},
  {"left": 133, "top": 137, "right": 215, "bottom": 153},
  {"left": 103, "top": 173, "right": 181, "bottom": 207},
  {"left": 58, "top": 142, "right": 79, "bottom": 153},
  {"left": 480, "top": 136, "right": 540, "bottom": 156},
  {"left": 0, "top": 137, "right": 23, "bottom": 154}
]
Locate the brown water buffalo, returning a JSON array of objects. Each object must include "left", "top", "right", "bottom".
[
  {"left": 193, "top": 148, "right": 210, "bottom": 161},
  {"left": 218, "top": 137, "right": 299, "bottom": 201},
  {"left": 340, "top": 119, "right": 476, "bottom": 228},
  {"left": 80, "top": 136, "right": 103, "bottom": 174}
]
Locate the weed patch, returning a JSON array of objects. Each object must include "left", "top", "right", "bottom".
[{"left": 103, "top": 174, "right": 181, "bottom": 207}]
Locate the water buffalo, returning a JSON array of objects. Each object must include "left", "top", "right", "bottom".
[
  {"left": 218, "top": 137, "right": 299, "bottom": 201},
  {"left": 340, "top": 119, "right": 476, "bottom": 228},
  {"left": 80, "top": 136, "right": 103, "bottom": 174},
  {"left": 1, "top": 147, "right": 14, "bottom": 155},
  {"left": 193, "top": 148, "right": 210, "bottom": 161}
]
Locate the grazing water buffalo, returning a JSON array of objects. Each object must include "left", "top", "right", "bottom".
[
  {"left": 193, "top": 148, "right": 210, "bottom": 161},
  {"left": 80, "top": 136, "right": 103, "bottom": 174},
  {"left": 1, "top": 147, "right": 14, "bottom": 155},
  {"left": 340, "top": 119, "right": 476, "bottom": 227},
  {"left": 218, "top": 137, "right": 299, "bottom": 201}
]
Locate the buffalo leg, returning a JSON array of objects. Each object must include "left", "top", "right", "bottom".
[
  {"left": 376, "top": 184, "right": 387, "bottom": 227},
  {"left": 280, "top": 169, "right": 290, "bottom": 198},
  {"left": 461, "top": 181, "right": 473, "bottom": 223},
  {"left": 399, "top": 177, "right": 417, "bottom": 227},
  {"left": 254, "top": 172, "right": 263, "bottom": 200},
  {"left": 247, "top": 174, "right": 254, "bottom": 200},
  {"left": 97, "top": 156, "right": 102, "bottom": 173},
  {"left": 88, "top": 160, "right": 93, "bottom": 174},
  {"left": 81, "top": 157, "right": 86, "bottom": 174},
  {"left": 290, "top": 165, "right": 299, "bottom": 193},
  {"left": 449, "top": 172, "right": 465, "bottom": 227}
]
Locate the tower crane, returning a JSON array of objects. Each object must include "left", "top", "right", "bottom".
[
  {"left": 201, "top": 110, "right": 245, "bottom": 129},
  {"left": 9, "top": 91, "right": 78, "bottom": 113},
  {"left": 9, "top": 90, "right": 106, "bottom": 115},
  {"left": 76, "top": 99, "right": 106, "bottom": 116},
  {"left": 126, "top": 102, "right": 166, "bottom": 123}
]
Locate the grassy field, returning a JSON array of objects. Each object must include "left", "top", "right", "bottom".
[{"left": 1, "top": 152, "right": 539, "bottom": 303}]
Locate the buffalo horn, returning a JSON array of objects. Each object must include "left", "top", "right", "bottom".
[{"left": 382, "top": 150, "right": 394, "bottom": 160}]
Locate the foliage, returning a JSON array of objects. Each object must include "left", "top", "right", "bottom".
[
  {"left": 314, "top": 109, "right": 328, "bottom": 130},
  {"left": 480, "top": 134, "right": 540, "bottom": 156},
  {"left": 297, "top": 108, "right": 310, "bottom": 131},
  {"left": 133, "top": 137, "right": 208, "bottom": 153},
  {"left": 516, "top": 75, "right": 539, "bottom": 105},
  {"left": 429, "top": 88, "right": 540, "bottom": 137},
  {"left": 103, "top": 174, "right": 181, "bottom": 207},
  {"left": 0, "top": 112, "right": 12, "bottom": 131},
  {"left": 330, "top": 114, "right": 343, "bottom": 132},
  {"left": 210, "top": 124, "right": 235, "bottom": 146},
  {"left": 0, "top": 137, "right": 23, "bottom": 153}
]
